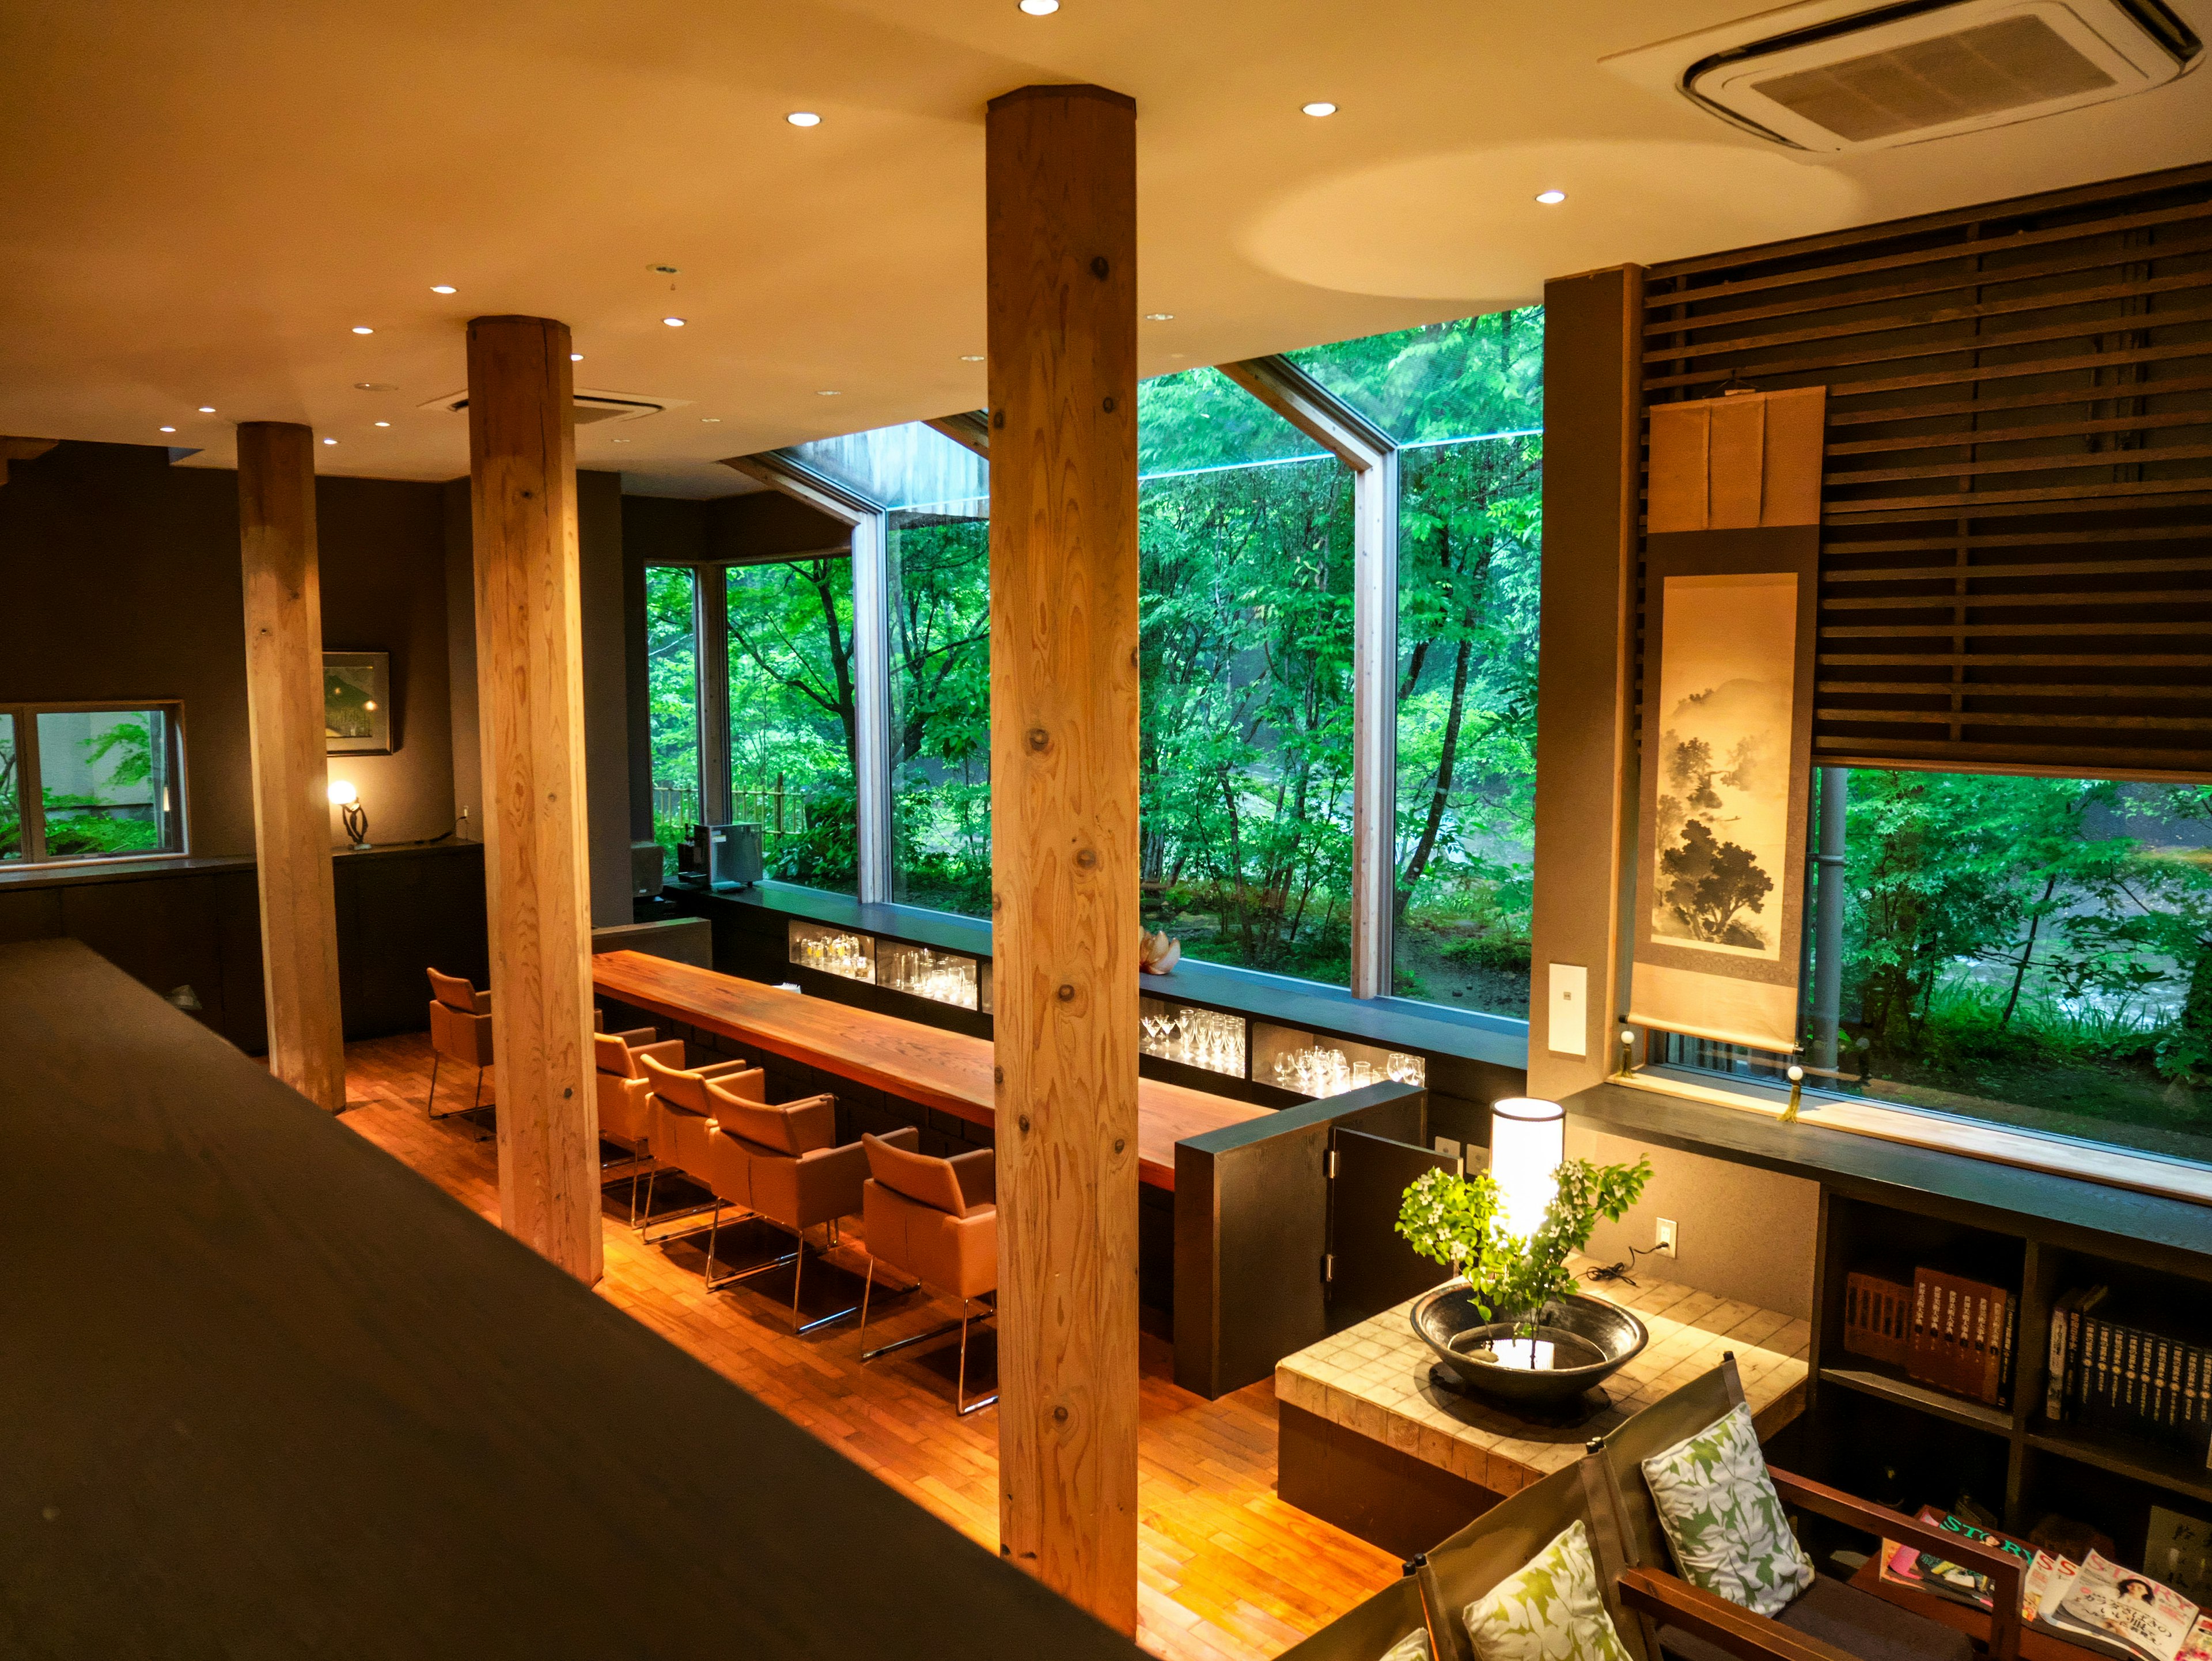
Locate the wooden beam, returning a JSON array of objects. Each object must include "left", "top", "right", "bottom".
[
  {"left": 466, "top": 315, "right": 602, "bottom": 1285},
  {"left": 986, "top": 81, "right": 1141, "bottom": 1633},
  {"left": 236, "top": 421, "right": 346, "bottom": 1113},
  {"left": 1215, "top": 358, "right": 1390, "bottom": 472},
  {"left": 925, "top": 410, "right": 993, "bottom": 459}
]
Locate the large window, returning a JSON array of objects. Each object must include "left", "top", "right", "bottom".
[
  {"left": 0, "top": 704, "right": 186, "bottom": 864},
  {"left": 1137, "top": 368, "right": 1356, "bottom": 985},
  {"left": 1662, "top": 767, "right": 2212, "bottom": 1168},
  {"left": 888, "top": 506, "right": 990, "bottom": 915},
  {"left": 725, "top": 558, "right": 859, "bottom": 896},
  {"left": 644, "top": 566, "right": 698, "bottom": 861},
  {"left": 1292, "top": 310, "right": 1546, "bottom": 1015}
]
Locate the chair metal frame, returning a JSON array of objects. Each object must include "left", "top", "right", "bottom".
[{"left": 858, "top": 1265, "right": 997, "bottom": 1416}]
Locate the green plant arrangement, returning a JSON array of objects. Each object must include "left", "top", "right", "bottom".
[{"left": 1396, "top": 1155, "right": 1652, "bottom": 1338}]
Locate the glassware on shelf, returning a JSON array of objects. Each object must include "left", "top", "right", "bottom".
[
  {"left": 787, "top": 921, "right": 876, "bottom": 985},
  {"left": 1252, "top": 1020, "right": 1427, "bottom": 1099},
  {"left": 1138, "top": 998, "right": 1246, "bottom": 1079},
  {"left": 880, "top": 943, "right": 980, "bottom": 1011}
]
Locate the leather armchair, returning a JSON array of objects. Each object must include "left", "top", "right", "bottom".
[
  {"left": 635, "top": 1051, "right": 763, "bottom": 1240},
  {"left": 856, "top": 1133, "right": 998, "bottom": 1413},
  {"left": 592, "top": 1025, "right": 683, "bottom": 1223},
  {"left": 424, "top": 968, "right": 494, "bottom": 1132},
  {"left": 698, "top": 1085, "right": 875, "bottom": 1334}
]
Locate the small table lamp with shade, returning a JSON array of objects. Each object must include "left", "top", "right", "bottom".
[
  {"left": 1488, "top": 1096, "right": 1566, "bottom": 1236},
  {"left": 328, "top": 778, "right": 370, "bottom": 850}
]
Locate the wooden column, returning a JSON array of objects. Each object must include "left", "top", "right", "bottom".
[
  {"left": 986, "top": 82, "right": 1140, "bottom": 1633},
  {"left": 467, "top": 315, "right": 602, "bottom": 1285},
  {"left": 237, "top": 422, "right": 346, "bottom": 1113}
]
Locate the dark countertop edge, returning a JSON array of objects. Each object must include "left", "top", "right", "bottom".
[
  {"left": 676, "top": 881, "right": 1531, "bottom": 1074},
  {"left": 0, "top": 839, "right": 481, "bottom": 892},
  {"left": 1565, "top": 1080, "right": 2212, "bottom": 1277}
]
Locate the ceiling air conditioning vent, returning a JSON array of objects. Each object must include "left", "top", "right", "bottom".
[
  {"left": 419, "top": 388, "right": 681, "bottom": 426},
  {"left": 1603, "top": 0, "right": 2199, "bottom": 151}
]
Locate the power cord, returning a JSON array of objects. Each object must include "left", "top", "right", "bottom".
[{"left": 1584, "top": 1245, "right": 1663, "bottom": 1288}]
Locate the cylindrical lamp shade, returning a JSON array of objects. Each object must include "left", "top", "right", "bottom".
[{"left": 1490, "top": 1097, "right": 1566, "bottom": 1239}]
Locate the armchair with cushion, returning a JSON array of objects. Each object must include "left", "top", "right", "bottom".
[
  {"left": 696, "top": 1087, "right": 877, "bottom": 1334},
  {"left": 1592, "top": 1357, "right": 2018, "bottom": 1661},
  {"left": 1421, "top": 1455, "right": 1835, "bottom": 1661},
  {"left": 637, "top": 1050, "right": 764, "bottom": 1240},
  {"left": 425, "top": 968, "right": 494, "bottom": 1133},
  {"left": 857, "top": 1133, "right": 998, "bottom": 1414},
  {"left": 1276, "top": 1571, "right": 1438, "bottom": 1661}
]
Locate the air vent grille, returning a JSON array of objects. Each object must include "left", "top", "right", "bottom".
[{"left": 1753, "top": 13, "right": 2114, "bottom": 141}]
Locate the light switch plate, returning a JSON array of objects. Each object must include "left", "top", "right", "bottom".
[{"left": 1548, "top": 963, "right": 1589, "bottom": 1057}]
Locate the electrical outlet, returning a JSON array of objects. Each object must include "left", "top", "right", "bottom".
[
  {"left": 1655, "top": 1217, "right": 1678, "bottom": 1258},
  {"left": 1434, "top": 1136, "right": 1462, "bottom": 1163}
]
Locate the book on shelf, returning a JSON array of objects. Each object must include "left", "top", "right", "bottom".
[
  {"left": 1908, "top": 1266, "right": 2013, "bottom": 1406},
  {"left": 2056, "top": 1299, "right": 2212, "bottom": 1466},
  {"left": 1844, "top": 1271, "right": 1913, "bottom": 1369}
]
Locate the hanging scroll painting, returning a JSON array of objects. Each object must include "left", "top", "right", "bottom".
[{"left": 1629, "top": 387, "right": 1823, "bottom": 1054}]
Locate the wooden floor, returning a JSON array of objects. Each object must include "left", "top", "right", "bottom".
[{"left": 340, "top": 1034, "right": 1397, "bottom": 1661}]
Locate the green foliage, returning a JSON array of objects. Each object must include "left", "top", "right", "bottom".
[
  {"left": 1801, "top": 772, "right": 2212, "bottom": 1144},
  {"left": 1397, "top": 1154, "right": 1652, "bottom": 1336}
]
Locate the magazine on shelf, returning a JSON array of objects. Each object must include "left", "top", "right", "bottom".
[
  {"left": 2031, "top": 1556, "right": 2145, "bottom": 1661},
  {"left": 1878, "top": 1508, "right": 2035, "bottom": 1614},
  {"left": 2056, "top": 1550, "right": 2202, "bottom": 1661},
  {"left": 2181, "top": 1614, "right": 2212, "bottom": 1661}
]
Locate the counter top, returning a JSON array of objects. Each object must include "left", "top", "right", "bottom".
[{"left": 1275, "top": 1261, "right": 1810, "bottom": 1497}]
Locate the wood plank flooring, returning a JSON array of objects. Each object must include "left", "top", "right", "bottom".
[{"left": 340, "top": 1033, "right": 1397, "bottom": 1661}]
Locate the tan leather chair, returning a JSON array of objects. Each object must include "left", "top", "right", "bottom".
[
  {"left": 698, "top": 1085, "right": 879, "bottom": 1334},
  {"left": 857, "top": 1133, "right": 997, "bottom": 1413},
  {"left": 425, "top": 968, "right": 494, "bottom": 1134},
  {"left": 593, "top": 1023, "right": 683, "bottom": 1224},
  {"left": 637, "top": 1051, "right": 763, "bottom": 1241}
]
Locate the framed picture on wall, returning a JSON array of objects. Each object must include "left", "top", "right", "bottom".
[{"left": 324, "top": 651, "right": 392, "bottom": 755}]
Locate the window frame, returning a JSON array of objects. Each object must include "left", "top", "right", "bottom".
[{"left": 1, "top": 699, "right": 191, "bottom": 868}]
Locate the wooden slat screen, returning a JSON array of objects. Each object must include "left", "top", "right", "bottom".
[{"left": 1641, "top": 161, "right": 2212, "bottom": 780}]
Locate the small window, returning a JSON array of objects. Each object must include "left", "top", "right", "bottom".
[{"left": 1, "top": 704, "right": 187, "bottom": 864}]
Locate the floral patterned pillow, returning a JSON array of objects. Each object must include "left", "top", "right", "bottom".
[
  {"left": 1640, "top": 1401, "right": 1815, "bottom": 1617},
  {"left": 1461, "top": 1520, "right": 1634, "bottom": 1661},
  {"left": 1380, "top": 1628, "right": 1432, "bottom": 1661}
]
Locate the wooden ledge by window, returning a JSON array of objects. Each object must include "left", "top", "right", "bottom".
[{"left": 1607, "top": 1065, "right": 2212, "bottom": 1210}]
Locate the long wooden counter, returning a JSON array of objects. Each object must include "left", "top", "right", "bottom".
[{"left": 590, "top": 949, "right": 1267, "bottom": 1190}]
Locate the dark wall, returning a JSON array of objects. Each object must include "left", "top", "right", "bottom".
[{"left": 0, "top": 441, "right": 455, "bottom": 855}]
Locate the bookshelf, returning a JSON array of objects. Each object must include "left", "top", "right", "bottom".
[{"left": 1807, "top": 1189, "right": 2212, "bottom": 1564}]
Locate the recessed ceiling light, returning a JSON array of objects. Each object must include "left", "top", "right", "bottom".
[
  {"left": 374, "top": 421, "right": 391, "bottom": 427},
  {"left": 662, "top": 316, "right": 687, "bottom": 327},
  {"left": 197, "top": 406, "right": 215, "bottom": 413},
  {"left": 351, "top": 326, "right": 374, "bottom": 335},
  {"left": 1019, "top": 0, "right": 1059, "bottom": 12},
  {"left": 1145, "top": 312, "right": 1175, "bottom": 321},
  {"left": 570, "top": 352, "right": 584, "bottom": 362},
  {"left": 158, "top": 425, "right": 176, "bottom": 433},
  {"left": 960, "top": 354, "right": 984, "bottom": 362},
  {"left": 613, "top": 437, "right": 631, "bottom": 443},
  {"left": 430, "top": 284, "right": 457, "bottom": 295},
  {"left": 702, "top": 417, "right": 722, "bottom": 423},
  {"left": 817, "top": 389, "right": 841, "bottom": 396},
  {"left": 354, "top": 381, "right": 394, "bottom": 392},
  {"left": 1535, "top": 189, "right": 1567, "bottom": 205},
  {"left": 323, "top": 437, "right": 337, "bottom": 445},
  {"left": 786, "top": 111, "right": 821, "bottom": 127},
  {"left": 1301, "top": 101, "right": 1338, "bottom": 118}
]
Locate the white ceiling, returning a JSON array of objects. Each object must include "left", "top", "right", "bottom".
[{"left": 2, "top": 0, "right": 2207, "bottom": 498}]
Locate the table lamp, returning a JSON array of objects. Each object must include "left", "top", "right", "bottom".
[
  {"left": 1489, "top": 1096, "right": 1565, "bottom": 1239},
  {"left": 328, "top": 778, "right": 370, "bottom": 849}
]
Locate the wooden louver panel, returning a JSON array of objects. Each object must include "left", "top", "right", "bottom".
[{"left": 1641, "top": 161, "right": 2212, "bottom": 780}]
